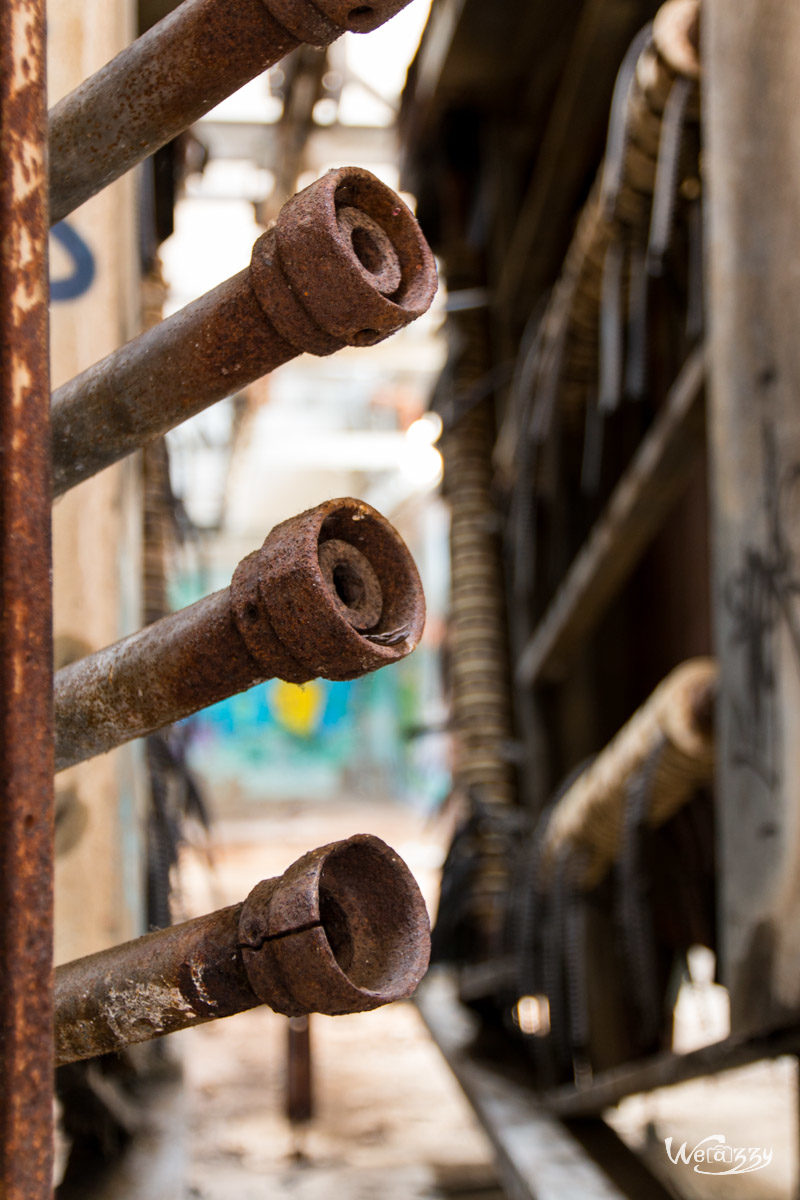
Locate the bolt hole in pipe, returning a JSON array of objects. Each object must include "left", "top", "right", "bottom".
[
  {"left": 348, "top": 5, "right": 375, "bottom": 26},
  {"left": 351, "top": 328, "right": 380, "bottom": 346}
]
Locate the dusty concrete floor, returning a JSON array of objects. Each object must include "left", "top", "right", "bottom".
[{"left": 172, "top": 798, "right": 504, "bottom": 1200}]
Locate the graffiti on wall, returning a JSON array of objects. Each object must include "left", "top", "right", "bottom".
[
  {"left": 184, "top": 655, "right": 448, "bottom": 808},
  {"left": 50, "top": 222, "right": 96, "bottom": 301}
]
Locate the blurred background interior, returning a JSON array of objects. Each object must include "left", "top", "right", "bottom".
[{"left": 35, "top": 0, "right": 800, "bottom": 1197}]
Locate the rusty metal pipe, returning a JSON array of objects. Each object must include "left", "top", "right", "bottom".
[
  {"left": 51, "top": 167, "right": 436, "bottom": 498},
  {"left": 0, "top": 0, "right": 54, "bottom": 1195},
  {"left": 54, "top": 497, "right": 425, "bottom": 772},
  {"left": 48, "top": 0, "right": 415, "bottom": 223},
  {"left": 55, "top": 834, "right": 431, "bottom": 1065}
]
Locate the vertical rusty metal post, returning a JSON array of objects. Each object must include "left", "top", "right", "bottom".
[
  {"left": 0, "top": 0, "right": 54, "bottom": 1196},
  {"left": 286, "top": 1017, "right": 314, "bottom": 1124}
]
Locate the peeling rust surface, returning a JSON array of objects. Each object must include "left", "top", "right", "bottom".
[
  {"left": 54, "top": 498, "right": 425, "bottom": 771},
  {"left": 48, "top": 0, "right": 418, "bottom": 224},
  {"left": 0, "top": 0, "right": 54, "bottom": 1195},
  {"left": 51, "top": 168, "right": 437, "bottom": 498},
  {"left": 55, "top": 836, "right": 430, "bottom": 1064},
  {"left": 54, "top": 903, "right": 257, "bottom": 1065}
]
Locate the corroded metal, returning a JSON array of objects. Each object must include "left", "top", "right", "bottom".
[
  {"left": 286, "top": 1016, "right": 313, "bottom": 1123},
  {"left": 55, "top": 835, "right": 431, "bottom": 1065},
  {"left": 48, "top": 0, "right": 415, "bottom": 223},
  {"left": 0, "top": 0, "right": 54, "bottom": 1196},
  {"left": 51, "top": 167, "right": 437, "bottom": 497},
  {"left": 54, "top": 498, "right": 425, "bottom": 771}
]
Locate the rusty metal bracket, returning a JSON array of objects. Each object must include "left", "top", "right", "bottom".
[
  {"left": 54, "top": 498, "right": 426, "bottom": 771},
  {"left": 51, "top": 167, "right": 437, "bottom": 498},
  {"left": 48, "top": 0, "right": 416, "bottom": 223},
  {"left": 55, "top": 834, "right": 431, "bottom": 1065}
]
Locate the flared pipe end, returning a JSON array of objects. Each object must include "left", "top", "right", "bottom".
[
  {"left": 250, "top": 167, "right": 437, "bottom": 353},
  {"left": 240, "top": 835, "right": 431, "bottom": 1015},
  {"left": 232, "top": 497, "right": 426, "bottom": 682}
]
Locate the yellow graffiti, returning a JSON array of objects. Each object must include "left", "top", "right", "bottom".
[{"left": 270, "top": 680, "right": 325, "bottom": 737}]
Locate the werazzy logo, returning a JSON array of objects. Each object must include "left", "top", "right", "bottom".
[{"left": 665, "top": 1134, "right": 773, "bottom": 1176}]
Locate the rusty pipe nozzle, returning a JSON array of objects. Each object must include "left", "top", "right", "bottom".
[
  {"left": 54, "top": 498, "right": 425, "bottom": 772},
  {"left": 230, "top": 495, "right": 426, "bottom": 682},
  {"left": 54, "top": 834, "right": 431, "bottom": 1065},
  {"left": 251, "top": 166, "right": 436, "bottom": 352},
  {"left": 48, "top": 0, "right": 418, "bottom": 223},
  {"left": 51, "top": 167, "right": 437, "bottom": 498},
  {"left": 239, "top": 835, "right": 431, "bottom": 1016}
]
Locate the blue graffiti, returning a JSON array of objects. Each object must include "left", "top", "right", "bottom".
[{"left": 50, "top": 222, "right": 95, "bottom": 301}]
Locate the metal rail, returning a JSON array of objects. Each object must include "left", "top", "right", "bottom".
[
  {"left": 547, "top": 1023, "right": 800, "bottom": 1117},
  {"left": 48, "top": 0, "right": 414, "bottom": 223},
  {"left": 56, "top": 835, "right": 431, "bottom": 1064},
  {"left": 416, "top": 972, "right": 635, "bottom": 1200},
  {"left": 55, "top": 498, "right": 425, "bottom": 771},
  {"left": 0, "top": 1, "right": 54, "bottom": 1196}
]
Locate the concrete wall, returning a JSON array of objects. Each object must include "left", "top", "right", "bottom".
[{"left": 48, "top": 0, "right": 146, "bottom": 964}]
